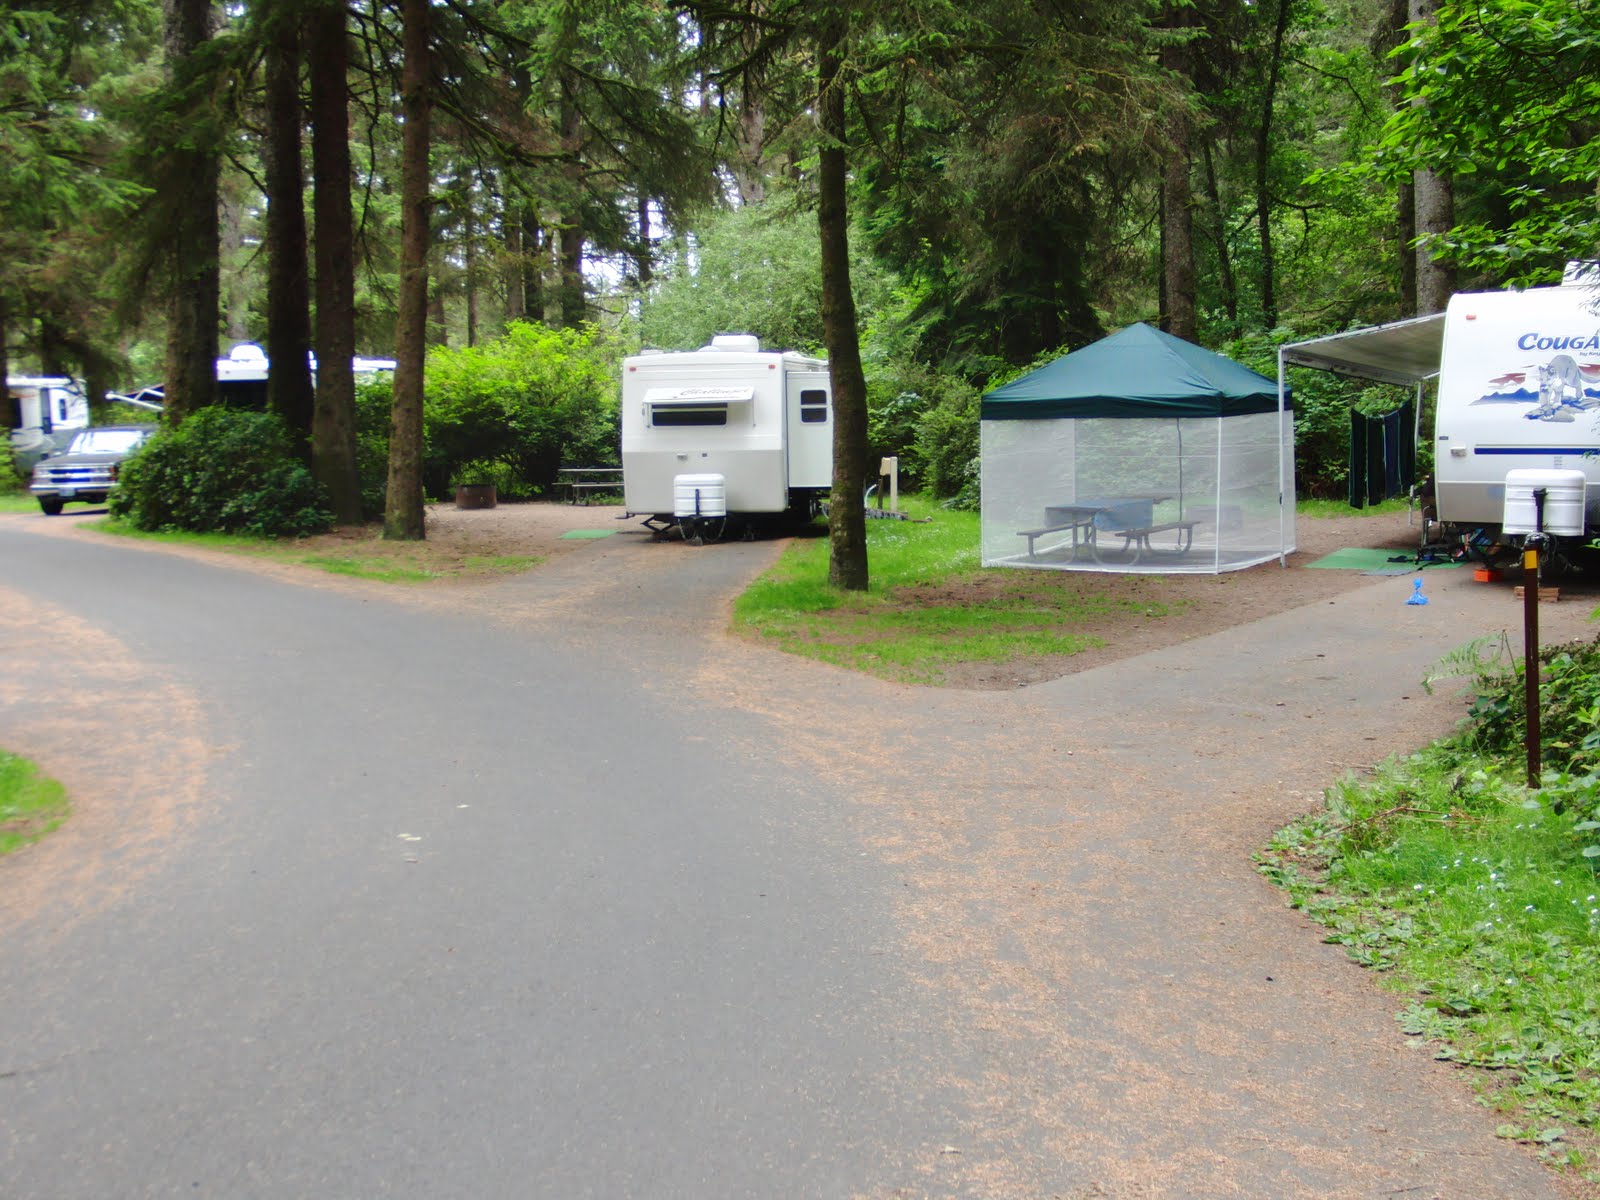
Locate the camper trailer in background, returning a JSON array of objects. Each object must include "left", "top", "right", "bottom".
[
  {"left": 6, "top": 377, "right": 89, "bottom": 472},
  {"left": 106, "top": 343, "right": 399, "bottom": 411},
  {"left": 621, "top": 335, "right": 832, "bottom": 538},
  {"left": 1434, "top": 269, "right": 1600, "bottom": 544}
]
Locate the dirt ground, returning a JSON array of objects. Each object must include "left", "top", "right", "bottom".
[
  {"left": 31, "top": 495, "right": 1596, "bottom": 690},
  {"left": 407, "top": 498, "right": 1569, "bottom": 688}
]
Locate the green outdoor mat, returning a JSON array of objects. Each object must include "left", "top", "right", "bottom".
[
  {"left": 1305, "top": 546, "right": 1459, "bottom": 570},
  {"left": 561, "top": 529, "right": 616, "bottom": 540}
]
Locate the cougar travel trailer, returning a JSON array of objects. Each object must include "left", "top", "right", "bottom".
[
  {"left": 621, "top": 335, "right": 832, "bottom": 537},
  {"left": 1432, "top": 275, "right": 1600, "bottom": 540},
  {"left": 6, "top": 376, "right": 89, "bottom": 471},
  {"left": 1280, "top": 265, "right": 1600, "bottom": 556}
]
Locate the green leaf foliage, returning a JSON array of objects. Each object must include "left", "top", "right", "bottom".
[
  {"left": 109, "top": 408, "right": 332, "bottom": 538},
  {"left": 1377, "top": 0, "right": 1600, "bottom": 282},
  {"left": 421, "top": 321, "right": 619, "bottom": 497}
]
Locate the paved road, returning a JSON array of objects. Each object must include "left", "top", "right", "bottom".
[{"left": 1, "top": 514, "right": 1592, "bottom": 1199}]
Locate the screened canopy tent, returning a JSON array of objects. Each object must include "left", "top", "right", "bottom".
[{"left": 981, "top": 322, "right": 1295, "bottom": 574}]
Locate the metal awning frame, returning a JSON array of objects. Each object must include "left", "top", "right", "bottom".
[{"left": 1274, "top": 312, "right": 1447, "bottom": 557}]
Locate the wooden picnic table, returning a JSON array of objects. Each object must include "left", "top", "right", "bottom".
[{"left": 558, "top": 467, "right": 624, "bottom": 505}]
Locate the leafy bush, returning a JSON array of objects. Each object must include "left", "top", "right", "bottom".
[
  {"left": 110, "top": 407, "right": 332, "bottom": 537},
  {"left": 0, "top": 451, "right": 22, "bottom": 494},
  {"left": 912, "top": 379, "right": 981, "bottom": 507},
  {"left": 354, "top": 323, "right": 620, "bottom": 505}
]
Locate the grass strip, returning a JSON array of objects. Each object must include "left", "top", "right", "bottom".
[
  {"left": 733, "top": 498, "right": 1154, "bottom": 684},
  {"left": 88, "top": 518, "right": 541, "bottom": 582},
  {"left": 0, "top": 750, "right": 70, "bottom": 856},
  {"left": 1261, "top": 749, "right": 1600, "bottom": 1174}
]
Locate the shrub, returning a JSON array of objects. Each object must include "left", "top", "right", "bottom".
[
  {"left": 912, "top": 380, "right": 981, "bottom": 506},
  {"left": 110, "top": 407, "right": 332, "bottom": 537},
  {"left": 0, "top": 451, "right": 22, "bottom": 495}
]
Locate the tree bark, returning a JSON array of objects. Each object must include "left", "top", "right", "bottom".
[
  {"left": 557, "top": 84, "right": 586, "bottom": 328},
  {"left": 384, "top": 0, "right": 430, "bottom": 541},
  {"left": 1160, "top": 17, "right": 1197, "bottom": 342},
  {"left": 308, "top": 0, "right": 363, "bottom": 523},
  {"left": 1254, "top": 0, "right": 1292, "bottom": 329},
  {"left": 161, "top": 0, "right": 220, "bottom": 421},
  {"left": 522, "top": 208, "right": 546, "bottom": 324},
  {"left": 1200, "top": 139, "right": 1239, "bottom": 334},
  {"left": 464, "top": 197, "right": 478, "bottom": 346},
  {"left": 817, "top": 17, "right": 868, "bottom": 592},
  {"left": 1161, "top": 126, "right": 1197, "bottom": 340},
  {"left": 635, "top": 192, "right": 653, "bottom": 287},
  {"left": 1397, "top": 177, "right": 1417, "bottom": 313},
  {"left": 1409, "top": 0, "right": 1455, "bottom": 314},
  {"left": 262, "top": 5, "right": 314, "bottom": 459}
]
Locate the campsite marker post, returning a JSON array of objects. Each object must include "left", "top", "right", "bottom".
[{"left": 1523, "top": 504, "right": 1545, "bottom": 788}]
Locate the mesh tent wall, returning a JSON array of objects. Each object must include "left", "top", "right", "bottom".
[{"left": 980, "top": 323, "right": 1296, "bottom": 574}]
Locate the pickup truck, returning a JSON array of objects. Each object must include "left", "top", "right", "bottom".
[{"left": 29, "top": 426, "right": 153, "bottom": 515}]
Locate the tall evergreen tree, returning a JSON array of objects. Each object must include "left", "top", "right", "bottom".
[
  {"left": 158, "top": 0, "right": 222, "bottom": 419},
  {"left": 384, "top": 0, "right": 432, "bottom": 540}
]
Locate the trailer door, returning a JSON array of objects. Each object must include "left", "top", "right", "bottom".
[{"left": 785, "top": 372, "right": 832, "bottom": 489}]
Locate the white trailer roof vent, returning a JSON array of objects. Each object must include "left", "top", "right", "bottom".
[{"left": 704, "top": 334, "right": 761, "bottom": 353}]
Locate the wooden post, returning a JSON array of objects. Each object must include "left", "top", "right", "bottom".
[{"left": 1523, "top": 539, "right": 1542, "bottom": 787}]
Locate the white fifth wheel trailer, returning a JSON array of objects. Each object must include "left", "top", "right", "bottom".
[{"left": 621, "top": 335, "right": 832, "bottom": 537}]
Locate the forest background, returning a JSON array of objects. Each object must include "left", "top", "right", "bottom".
[{"left": 3, "top": 0, "right": 1595, "bottom": 558}]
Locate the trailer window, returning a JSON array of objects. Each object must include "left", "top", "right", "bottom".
[
  {"left": 799, "top": 389, "right": 829, "bottom": 424},
  {"left": 652, "top": 405, "right": 728, "bottom": 427}
]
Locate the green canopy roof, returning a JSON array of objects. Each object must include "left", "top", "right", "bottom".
[{"left": 981, "top": 322, "right": 1288, "bottom": 420}]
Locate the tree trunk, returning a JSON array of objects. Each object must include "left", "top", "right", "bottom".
[
  {"left": 1255, "top": 0, "right": 1292, "bottom": 329},
  {"left": 1161, "top": 125, "right": 1197, "bottom": 340},
  {"left": 635, "top": 192, "right": 653, "bottom": 287},
  {"left": 1200, "top": 138, "right": 1239, "bottom": 333},
  {"left": 734, "top": 86, "right": 767, "bottom": 204},
  {"left": 522, "top": 208, "right": 546, "bottom": 324},
  {"left": 557, "top": 85, "right": 586, "bottom": 329},
  {"left": 1408, "top": 0, "right": 1454, "bottom": 314},
  {"left": 1160, "top": 24, "right": 1197, "bottom": 342},
  {"left": 161, "top": 0, "right": 220, "bottom": 421},
  {"left": 262, "top": 6, "right": 314, "bottom": 459},
  {"left": 464, "top": 198, "right": 478, "bottom": 346},
  {"left": 308, "top": 0, "right": 362, "bottom": 524},
  {"left": 384, "top": 0, "right": 430, "bottom": 541},
  {"left": 817, "top": 17, "right": 868, "bottom": 592},
  {"left": 0, "top": 291, "right": 10, "bottom": 414},
  {"left": 503, "top": 201, "right": 524, "bottom": 324},
  {"left": 1397, "top": 177, "right": 1417, "bottom": 313}
]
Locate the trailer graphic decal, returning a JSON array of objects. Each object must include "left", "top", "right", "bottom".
[{"left": 1468, "top": 355, "right": 1600, "bottom": 422}]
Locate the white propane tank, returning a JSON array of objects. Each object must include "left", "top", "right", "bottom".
[
  {"left": 673, "top": 473, "right": 727, "bottom": 519},
  {"left": 1502, "top": 468, "right": 1587, "bottom": 536}
]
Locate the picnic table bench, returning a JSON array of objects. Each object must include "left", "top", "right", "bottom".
[
  {"left": 1101, "top": 519, "right": 1199, "bottom": 563},
  {"left": 1017, "top": 511, "right": 1099, "bottom": 558},
  {"left": 558, "top": 467, "right": 624, "bottom": 505}
]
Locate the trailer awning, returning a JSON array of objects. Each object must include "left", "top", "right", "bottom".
[
  {"left": 1278, "top": 313, "right": 1446, "bottom": 386},
  {"left": 644, "top": 386, "right": 755, "bottom": 405}
]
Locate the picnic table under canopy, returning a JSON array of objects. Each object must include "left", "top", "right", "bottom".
[{"left": 980, "top": 322, "right": 1295, "bottom": 574}]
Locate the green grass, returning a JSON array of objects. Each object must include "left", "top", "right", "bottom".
[
  {"left": 89, "top": 517, "right": 542, "bottom": 582},
  {"left": 1261, "top": 749, "right": 1600, "bottom": 1172},
  {"left": 0, "top": 490, "right": 38, "bottom": 513},
  {"left": 0, "top": 750, "right": 69, "bottom": 856},
  {"left": 734, "top": 496, "right": 1167, "bottom": 684},
  {"left": 1298, "top": 496, "right": 1412, "bottom": 519}
]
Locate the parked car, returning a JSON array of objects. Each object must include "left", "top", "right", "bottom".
[{"left": 30, "top": 425, "right": 154, "bottom": 515}]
